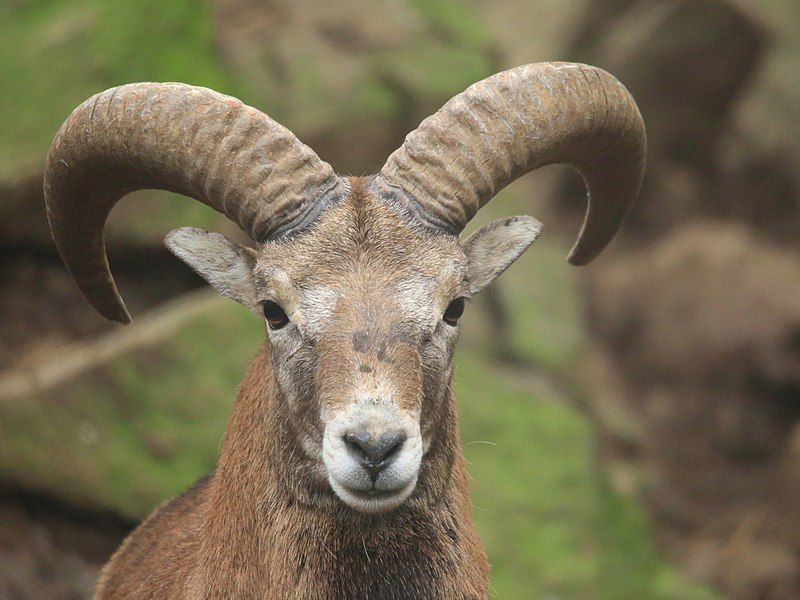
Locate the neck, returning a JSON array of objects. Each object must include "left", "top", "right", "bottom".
[{"left": 188, "top": 345, "right": 488, "bottom": 599}]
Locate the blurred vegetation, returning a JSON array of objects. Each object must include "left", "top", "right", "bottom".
[
  {"left": 1, "top": 294, "right": 250, "bottom": 518},
  {"left": 0, "top": 0, "right": 495, "bottom": 180},
  {"left": 0, "top": 0, "right": 237, "bottom": 180},
  {"left": 457, "top": 197, "right": 718, "bottom": 599}
]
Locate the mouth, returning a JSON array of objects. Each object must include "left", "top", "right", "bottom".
[
  {"left": 328, "top": 476, "right": 417, "bottom": 514},
  {"left": 348, "top": 486, "right": 404, "bottom": 501}
]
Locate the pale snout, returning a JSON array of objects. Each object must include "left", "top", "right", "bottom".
[{"left": 323, "top": 402, "right": 422, "bottom": 513}]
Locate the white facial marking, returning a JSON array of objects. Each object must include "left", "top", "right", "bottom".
[
  {"left": 265, "top": 269, "right": 296, "bottom": 311},
  {"left": 393, "top": 274, "right": 457, "bottom": 335},
  {"left": 296, "top": 286, "right": 340, "bottom": 338}
]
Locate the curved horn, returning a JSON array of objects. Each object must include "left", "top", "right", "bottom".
[
  {"left": 44, "top": 83, "right": 344, "bottom": 324},
  {"left": 372, "top": 62, "right": 646, "bottom": 265}
]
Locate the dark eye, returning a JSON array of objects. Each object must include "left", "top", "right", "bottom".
[
  {"left": 443, "top": 297, "right": 465, "bottom": 326},
  {"left": 263, "top": 300, "right": 289, "bottom": 330}
]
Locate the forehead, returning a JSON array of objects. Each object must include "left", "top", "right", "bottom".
[{"left": 252, "top": 181, "right": 466, "bottom": 302}]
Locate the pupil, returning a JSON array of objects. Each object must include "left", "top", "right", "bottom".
[
  {"left": 444, "top": 297, "right": 465, "bottom": 324},
  {"left": 263, "top": 301, "right": 288, "bottom": 329}
]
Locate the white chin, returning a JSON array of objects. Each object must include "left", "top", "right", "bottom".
[{"left": 329, "top": 476, "right": 417, "bottom": 514}]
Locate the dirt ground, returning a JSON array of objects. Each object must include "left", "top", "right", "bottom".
[{"left": 0, "top": 490, "right": 131, "bottom": 600}]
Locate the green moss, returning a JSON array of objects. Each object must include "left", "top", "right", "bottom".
[
  {"left": 459, "top": 186, "right": 583, "bottom": 369},
  {"left": 595, "top": 477, "right": 718, "bottom": 600},
  {"left": 456, "top": 334, "right": 716, "bottom": 598},
  {"left": 348, "top": 77, "right": 403, "bottom": 122},
  {"left": 0, "top": 299, "right": 260, "bottom": 518},
  {"left": 373, "top": 41, "right": 494, "bottom": 108},
  {"left": 408, "top": 0, "right": 493, "bottom": 49},
  {"left": 455, "top": 214, "right": 716, "bottom": 597},
  {"left": 0, "top": 0, "right": 244, "bottom": 181}
]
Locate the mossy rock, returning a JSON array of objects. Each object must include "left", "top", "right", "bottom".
[
  {"left": 0, "top": 291, "right": 261, "bottom": 519},
  {"left": 0, "top": 0, "right": 242, "bottom": 247}
]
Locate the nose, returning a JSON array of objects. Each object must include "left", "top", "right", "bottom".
[{"left": 343, "top": 430, "right": 406, "bottom": 481}]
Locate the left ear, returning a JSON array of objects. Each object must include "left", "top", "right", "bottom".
[{"left": 462, "top": 216, "right": 542, "bottom": 295}]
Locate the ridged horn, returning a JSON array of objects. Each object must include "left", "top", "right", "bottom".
[
  {"left": 372, "top": 62, "right": 646, "bottom": 265},
  {"left": 44, "top": 83, "right": 344, "bottom": 324}
]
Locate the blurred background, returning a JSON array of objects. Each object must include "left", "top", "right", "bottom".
[{"left": 1, "top": 0, "right": 798, "bottom": 598}]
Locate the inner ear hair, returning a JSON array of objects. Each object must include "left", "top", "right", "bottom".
[
  {"left": 462, "top": 216, "right": 542, "bottom": 295},
  {"left": 164, "top": 227, "right": 259, "bottom": 310}
]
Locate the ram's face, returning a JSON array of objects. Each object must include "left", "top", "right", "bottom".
[
  {"left": 252, "top": 191, "right": 468, "bottom": 512},
  {"left": 165, "top": 178, "right": 540, "bottom": 513}
]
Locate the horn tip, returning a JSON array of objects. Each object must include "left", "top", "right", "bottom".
[
  {"left": 98, "top": 302, "right": 132, "bottom": 325},
  {"left": 566, "top": 246, "right": 597, "bottom": 267}
]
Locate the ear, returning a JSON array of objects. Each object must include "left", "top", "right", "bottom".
[
  {"left": 164, "top": 227, "right": 259, "bottom": 310},
  {"left": 462, "top": 216, "right": 542, "bottom": 295}
]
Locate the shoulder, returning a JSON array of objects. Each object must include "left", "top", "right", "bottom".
[{"left": 93, "top": 473, "right": 213, "bottom": 599}]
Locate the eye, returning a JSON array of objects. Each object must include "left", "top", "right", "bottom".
[
  {"left": 443, "top": 297, "right": 465, "bottom": 326},
  {"left": 263, "top": 300, "right": 290, "bottom": 330}
]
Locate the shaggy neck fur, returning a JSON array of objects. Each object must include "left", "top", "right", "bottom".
[{"left": 184, "top": 345, "right": 489, "bottom": 599}]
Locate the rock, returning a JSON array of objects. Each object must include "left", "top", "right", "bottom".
[
  {"left": 0, "top": 290, "right": 261, "bottom": 519},
  {"left": 585, "top": 223, "right": 800, "bottom": 599},
  {"left": 0, "top": 491, "right": 130, "bottom": 600},
  {"left": 567, "top": 0, "right": 766, "bottom": 170},
  {"left": 552, "top": 0, "right": 767, "bottom": 246}
]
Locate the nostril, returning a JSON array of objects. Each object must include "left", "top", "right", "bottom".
[
  {"left": 344, "top": 432, "right": 370, "bottom": 460},
  {"left": 343, "top": 431, "right": 407, "bottom": 475},
  {"left": 380, "top": 432, "right": 406, "bottom": 464}
]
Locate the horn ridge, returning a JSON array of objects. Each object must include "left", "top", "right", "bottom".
[
  {"left": 44, "top": 82, "right": 343, "bottom": 323},
  {"left": 373, "top": 62, "right": 646, "bottom": 264}
]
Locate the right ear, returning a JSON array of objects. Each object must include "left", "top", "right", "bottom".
[
  {"left": 164, "top": 227, "right": 259, "bottom": 310},
  {"left": 462, "top": 216, "right": 542, "bottom": 295}
]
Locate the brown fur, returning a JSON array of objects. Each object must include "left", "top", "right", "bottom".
[
  {"left": 95, "top": 180, "right": 493, "bottom": 598},
  {"left": 96, "top": 348, "right": 488, "bottom": 599}
]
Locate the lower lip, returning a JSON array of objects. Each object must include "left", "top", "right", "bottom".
[{"left": 346, "top": 487, "right": 402, "bottom": 500}]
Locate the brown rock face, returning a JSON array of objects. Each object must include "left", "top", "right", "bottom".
[
  {"left": 553, "top": 1, "right": 800, "bottom": 597},
  {"left": 585, "top": 224, "right": 800, "bottom": 597}
]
